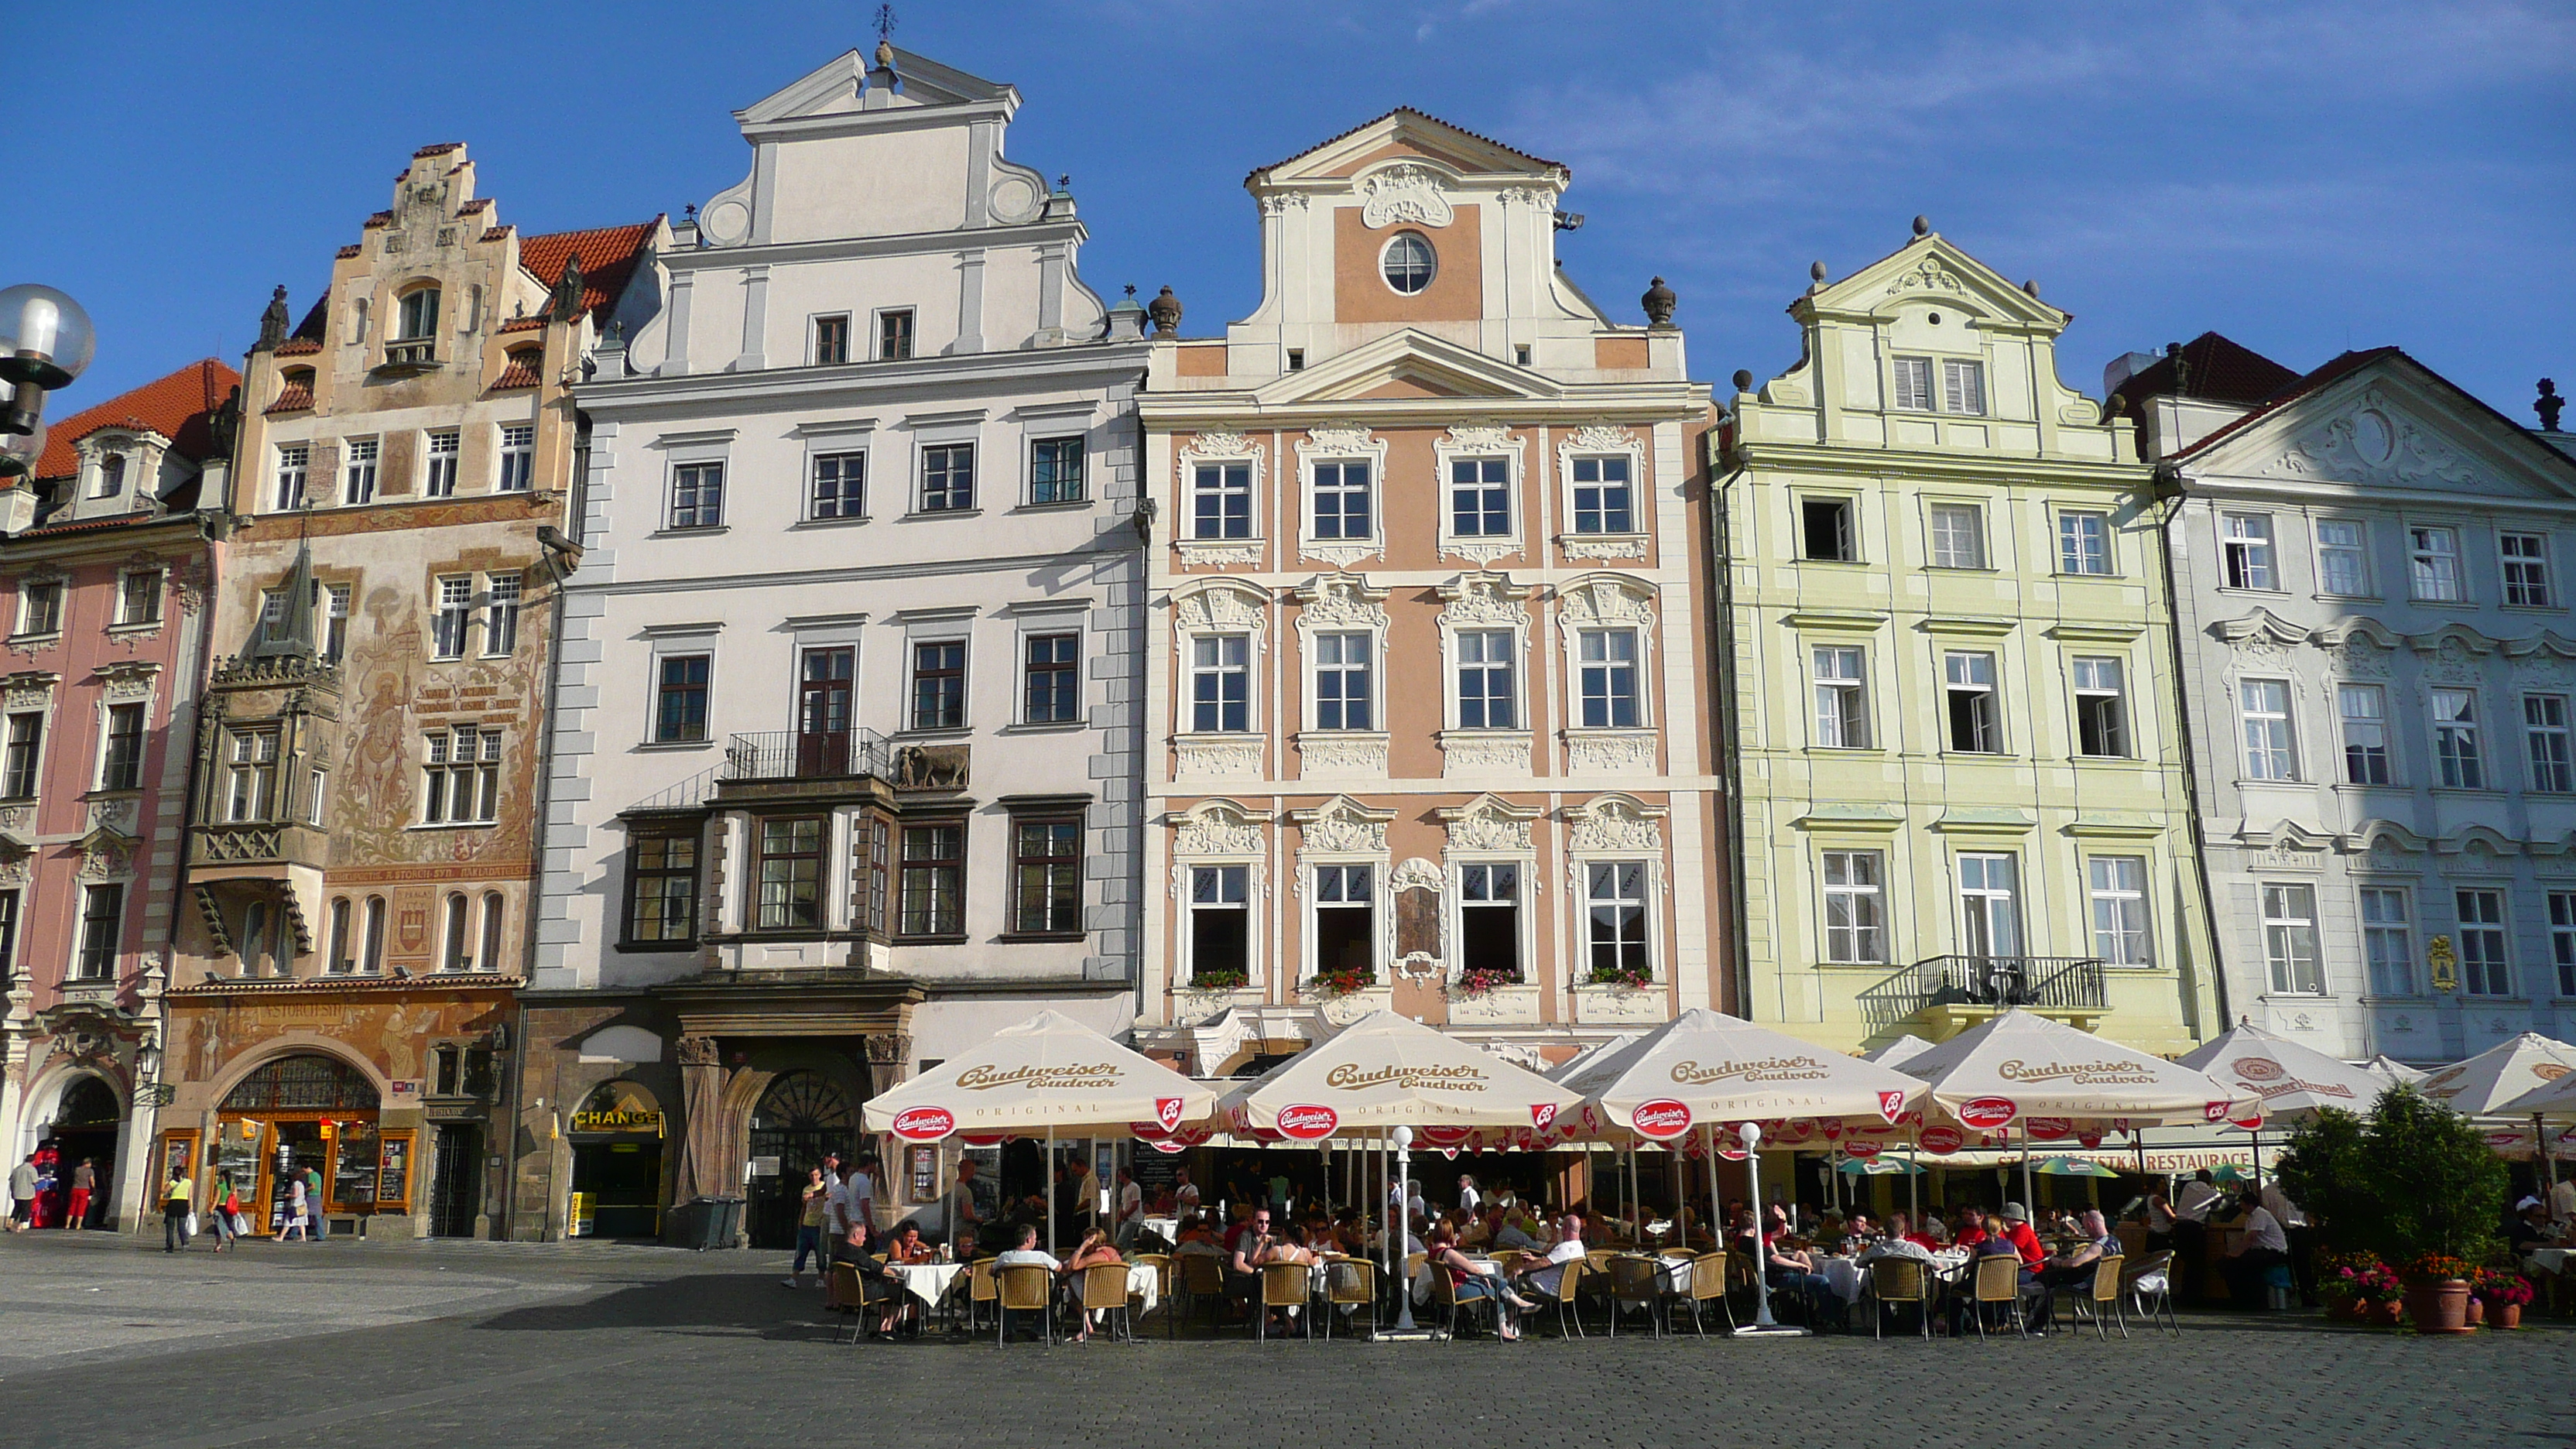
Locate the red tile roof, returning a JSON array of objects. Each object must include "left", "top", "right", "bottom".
[
  {"left": 489, "top": 357, "right": 543, "bottom": 390},
  {"left": 496, "top": 316, "right": 547, "bottom": 335},
  {"left": 2111, "top": 332, "right": 2299, "bottom": 414},
  {"left": 262, "top": 379, "right": 314, "bottom": 414},
  {"left": 1247, "top": 106, "right": 1566, "bottom": 185},
  {"left": 334, "top": 244, "right": 362, "bottom": 259},
  {"left": 363, "top": 211, "right": 392, "bottom": 229},
  {"left": 2169, "top": 346, "right": 2576, "bottom": 483},
  {"left": 518, "top": 220, "right": 661, "bottom": 327},
  {"left": 413, "top": 141, "right": 465, "bottom": 158},
  {"left": 457, "top": 197, "right": 492, "bottom": 215},
  {"left": 35, "top": 358, "right": 241, "bottom": 479},
  {"left": 13, "top": 509, "right": 171, "bottom": 540},
  {"left": 480, "top": 225, "right": 512, "bottom": 244},
  {"left": 275, "top": 337, "right": 323, "bottom": 357}
]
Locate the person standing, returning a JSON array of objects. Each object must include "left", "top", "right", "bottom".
[
  {"left": 2220, "top": 1190, "right": 2290, "bottom": 1310},
  {"left": 304, "top": 1163, "right": 327, "bottom": 1240},
  {"left": 847, "top": 1153, "right": 879, "bottom": 1249},
  {"left": 787, "top": 1167, "right": 827, "bottom": 1287},
  {"left": 1457, "top": 1174, "right": 1482, "bottom": 1216},
  {"left": 67, "top": 1159, "right": 96, "bottom": 1231},
  {"left": 8, "top": 1154, "right": 37, "bottom": 1231},
  {"left": 946, "top": 1160, "right": 982, "bottom": 1249},
  {"left": 2173, "top": 1169, "right": 2220, "bottom": 1307},
  {"left": 2261, "top": 1179, "right": 2315, "bottom": 1307},
  {"left": 1112, "top": 1167, "right": 1144, "bottom": 1251},
  {"left": 279, "top": 1175, "right": 309, "bottom": 1242},
  {"left": 161, "top": 1164, "right": 195, "bottom": 1253},
  {"left": 209, "top": 1173, "right": 241, "bottom": 1252}
]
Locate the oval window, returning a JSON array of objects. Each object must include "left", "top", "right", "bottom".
[{"left": 1382, "top": 232, "right": 1437, "bottom": 295}]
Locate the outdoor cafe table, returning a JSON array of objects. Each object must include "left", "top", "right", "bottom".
[
  {"left": 892, "top": 1262, "right": 964, "bottom": 1307},
  {"left": 2527, "top": 1247, "right": 2574, "bottom": 1279}
]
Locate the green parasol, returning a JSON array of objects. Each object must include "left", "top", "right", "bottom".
[{"left": 2034, "top": 1156, "right": 2120, "bottom": 1178}]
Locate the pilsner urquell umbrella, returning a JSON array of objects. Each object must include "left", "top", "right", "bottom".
[
  {"left": 862, "top": 1010, "right": 1219, "bottom": 1255},
  {"left": 2178, "top": 1021, "right": 2394, "bottom": 1125},
  {"left": 1897, "top": 1009, "right": 2249, "bottom": 1211},
  {"left": 2417, "top": 1033, "right": 2576, "bottom": 1116}
]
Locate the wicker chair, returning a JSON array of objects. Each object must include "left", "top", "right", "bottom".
[
  {"left": 1076, "top": 1262, "right": 1135, "bottom": 1343},
  {"left": 1869, "top": 1257, "right": 1934, "bottom": 1340},
  {"left": 1178, "top": 1252, "right": 1228, "bottom": 1334},
  {"left": 964, "top": 1257, "right": 999, "bottom": 1334},
  {"left": 827, "top": 1262, "right": 869, "bottom": 1345},
  {"left": 1534, "top": 1257, "right": 1590, "bottom": 1338},
  {"left": 1324, "top": 1258, "right": 1377, "bottom": 1341},
  {"left": 2061, "top": 1254, "right": 2127, "bottom": 1341},
  {"left": 1259, "top": 1261, "right": 1313, "bottom": 1341},
  {"left": 996, "top": 1262, "right": 1054, "bottom": 1347},
  {"left": 1675, "top": 1252, "right": 1735, "bottom": 1337},
  {"left": 1605, "top": 1255, "right": 1665, "bottom": 1339},
  {"left": 1969, "top": 1255, "right": 2027, "bottom": 1341},
  {"left": 1125, "top": 1253, "right": 1174, "bottom": 1337},
  {"left": 2122, "top": 1250, "right": 2180, "bottom": 1337},
  {"left": 1427, "top": 1264, "right": 1506, "bottom": 1341}
]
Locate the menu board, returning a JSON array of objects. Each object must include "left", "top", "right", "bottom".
[
  {"left": 376, "top": 1132, "right": 414, "bottom": 1212},
  {"left": 159, "top": 1132, "right": 197, "bottom": 1194},
  {"left": 334, "top": 1129, "right": 380, "bottom": 1208}
]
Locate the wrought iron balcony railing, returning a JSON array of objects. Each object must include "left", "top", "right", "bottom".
[
  {"left": 1857, "top": 954, "right": 2108, "bottom": 1033},
  {"left": 721, "top": 728, "right": 892, "bottom": 784}
]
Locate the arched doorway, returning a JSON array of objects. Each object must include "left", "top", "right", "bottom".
[
  {"left": 567, "top": 1080, "right": 666, "bottom": 1239},
  {"left": 46, "top": 1077, "right": 121, "bottom": 1229},
  {"left": 745, "top": 1071, "right": 853, "bottom": 1250},
  {"left": 218, "top": 1053, "right": 396, "bottom": 1235}
]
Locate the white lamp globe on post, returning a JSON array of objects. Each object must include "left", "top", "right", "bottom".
[
  {"left": 1735, "top": 1119, "right": 1807, "bottom": 1338},
  {"left": 0, "top": 284, "right": 98, "bottom": 437},
  {"left": 1391, "top": 1125, "right": 1417, "bottom": 1331}
]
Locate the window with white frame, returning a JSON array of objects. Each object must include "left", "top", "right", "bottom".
[
  {"left": 2088, "top": 856, "right": 2152, "bottom": 964},
  {"left": 2057, "top": 510, "right": 2110, "bottom": 576},
  {"left": 1457, "top": 862, "right": 1521, "bottom": 977},
  {"left": 2410, "top": 526, "right": 2463, "bottom": 601},
  {"left": 2456, "top": 888, "right": 2510, "bottom": 995},
  {"left": 274, "top": 444, "right": 309, "bottom": 512},
  {"left": 306, "top": 768, "right": 327, "bottom": 827},
  {"left": 496, "top": 424, "right": 535, "bottom": 492},
  {"left": 2527, "top": 694, "right": 2574, "bottom": 793},
  {"left": 361, "top": 897, "right": 386, "bottom": 973},
  {"left": 879, "top": 309, "right": 916, "bottom": 361},
  {"left": 1956, "top": 853, "right": 2021, "bottom": 958},
  {"left": 1942, "top": 358, "right": 1986, "bottom": 415},
  {"left": 17, "top": 580, "right": 61, "bottom": 637},
  {"left": 670, "top": 461, "right": 724, "bottom": 529},
  {"left": 327, "top": 898, "right": 353, "bottom": 974},
  {"left": 1192, "top": 462, "right": 1252, "bottom": 540},
  {"left": 920, "top": 443, "right": 975, "bottom": 512},
  {"left": 343, "top": 438, "right": 379, "bottom": 505},
  {"left": 2072, "top": 656, "right": 2128, "bottom": 758},
  {"left": 396, "top": 286, "right": 440, "bottom": 342},
  {"left": 441, "top": 893, "right": 471, "bottom": 971},
  {"left": 1311, "top": 632, "right": 1373, "bottom": 731},
  {"left": 1893, "top": 356, "right": 1935, "bottom": 413},
  {"left": 1927, "top": 502, "right": 1986, "bottom": 569},
  {"left": 1381, "top": 232, "right": 1437, "bottom": 294},
  {"left": 0, "top": 713, "right": 36, "bottom": 799},
  {"left": 2262, "top": 884, "right": 2323, "bottom": 994},
  {"left": 76, "top": 882, "right": 122, "bottom": 981},
  {"left": 2240, "top": 679, "right": 2298, "bottom": 780},
  {"left": 1011, "top": 816, "right": 1082, "bottom": 935},
  {"left": 478, "top": 892, "right": 505, "bottom": 972},
  {"left": 423, "top": 429, "right": 459, "bottom": 498},
  {"left": 1311, "top": 461, "right": 1372, "bottom": 541},
  {"left": 768, "top": 816, "right": 832, "bottom": 931},
  {"left": 224, "top": 728, "right": 276, "bottom": 821},
  {"left": 1943, "top": 650, "right": 2002, "bottom": 753},
  {"left": 2340, "top": 683, "right": 2392, "bottom": 784},
  {"left": 1188, "top": 865, "right": 1249, "bottom": 981},
  {"left": 1811, "top": 646, "right": 1870, "bottom": 748},
  {"left": 2502, "top": 532, "right": 2554, "bottom": 608},
  {"left": 2362, "top": 887, "right": 2416, "bottom": 995},
  {"left": 1584, "top": 862, "right": 1651, "bottom": 979},
  {"left": 320, "top": 582, "right": 350, "bottom": 662},
  {"left": 1569, "top": 456, "right": 1632, "bottom": 534},
  {"left": 813, "top": 313, "right": 851, "bottom": 366},
  {"left": 2551, "top": 892, "right": 2576, "bottom": 998},
  {"left": 2315, "top": 519, "right": 2370, "bottom": 596},
  {"left": 2432, "top": 688, "right": 2484, "bottom": 788},
  {"left": 1190, "top": 635, "right": 1250, "bottom": 732},
  {"left": 1820, "top": 850, "right": 1885, "bottom": 964},
  {"left": 91, "top": 454, "right": 124, "bottom": 499},
  {"left": 482, "top": 572, "right": 522, "bottom": 656},
  {"left": 2221, "top": 512, "right": 2275, "bottom": 590},
  {"left": 115, "top": 570, "right": 161, "bottom": 626},
  {"left": 99, "top": 702, "right": 145, "bottom": 792},
  {"left": 1801, "top": 497, "right": 1856, "bottom": 562},
  {"left": 1312, "top": 863, "right": 1376, "bottom": 978},
  {"left": 1450, "top": 458, "right": 1509, "bottom": 538},
  {"left": 1577, "top": 629, "right": 1640, "bottom": 728},
  {"left": 1455, "top": 629, "right": 1516, "bottom": 730},
  {"left": 423, "top": 725, "right": 502, "bottom": 825},
  {"left": 811, "top": 451, "right": 865, "bottom": 519},
  {"left": 1029, "top": 437, "right": 1085, "bottom": 505},
  {"left": 430, "top": 575, "right": 472, "bottom": 659}
]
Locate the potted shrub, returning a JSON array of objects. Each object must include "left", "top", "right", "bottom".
[
  {"left": 2319, "top": 1252, "right": 2402, "bottom": 1324},
  {"left": 2473, "top": 1268, "right": 2533, "bottom": 1330},
  {"left": 2279, "top": 1085, "right": 2507, "bottom": 1336},
  {"left": 1588, "top": 963, "right": 1653, "bottom": 990},
  {"left": 2402, "top": 1253, "right": 2477, "bottom": 1335},
  {"left": 1182, "top": 968, "right": 1248, "bottom": 994}
]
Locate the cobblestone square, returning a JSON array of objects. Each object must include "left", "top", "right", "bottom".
[{"left": 0, "top": 1234, "right": 2559, "bottom": 1449}]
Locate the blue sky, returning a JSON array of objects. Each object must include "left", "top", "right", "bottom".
[{"left": 19, "top": 1, "right": 2571, "bottom": 423}]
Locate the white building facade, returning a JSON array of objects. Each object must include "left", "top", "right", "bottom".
[
  {"left": 518, "top": 47, "right": 1147, "bottom": 1245},
  {"left": 2125, "top": 339, "right": 2576, "bottom": 1064}
]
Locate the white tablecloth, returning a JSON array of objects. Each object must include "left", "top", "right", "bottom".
[
  {"left": 891, "top": 1262, "right": 963, "bottom": 1307},
  {"left": 1127, "top": 1261, "right": 1161, "bottom": 1314},
  {"left": 1819, "top": 1257, "right": 1864, "bottom": 1304},
  {"left": 2526, "top": 1248, "right": 2573, "bottom": 1276}
]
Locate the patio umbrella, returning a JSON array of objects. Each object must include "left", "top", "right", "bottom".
[
  {"left": 860, "top": 1010, "right": 1218, "bottom": 1255},
  {"left": 2177, "top": 1022, "right": 2393, "bottom": 1124},
  {"left": 2365, "top": 1054, "right": 2428, "bottom": 1085},
  {"left": 2035, "top": 1156, "right": 2119, "bottom": 1178},
  {"left": 2417, "top": 1033, "right": 2576, "bottom": 1116},
  {"left": 1558, "top": 1008, "right": 1925, "bottom": 1137},
  {"left": 1896, "top": 1009, "right": 2248, "bottom": 1212},
  {"left": 1838, "top": 1156, "right": 1920, "bottom": 1176},
  {"left": 1861, "top": 1035, "right": 1938, "bottom": 1069},
  {"left": 1217, "top": 1010, "right": 1581, "bottom": 1134}
]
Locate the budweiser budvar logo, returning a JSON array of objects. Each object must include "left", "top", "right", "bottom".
[
  {"left": 1958, "top": 1097, "right": 2017, "bottom": 1131},
  {"left": 1155, "top": 1096, "right": 1186, "bottom": 1132},
  {"left": 1324, "top": 1063, "right": 1488, "bottom": 1092},
  {"left": 889, "top": 1106, "right": 955, "bottom": 1141},
  {"left": 2026, "top": 1117, "right": 2074, "bottom": 1140},
  {"left": 1529, "top": 1103, "right": 1558, "bottom": 1131},
  {"left": 1631, "top": 1098, "right": 1692, "bottom": 1138},
  {"left": 1919, "top": 1125, "right": 1965, "bottom": 1155},
  {"left": 1997, "top": 1058, "right": 2158, "bottom": 1086},
  {"left": 1843, "top": 1140, "right": 1881, "bottom": 1159},
  {"left": 956, "top": 1063, "right": 1123, "bottom": 1091},
  {"left": 1667, "top": 1056, "right": 1829, "bottom": 1085},
  {"left": 1877, "top": 1090, "right": 1908, "bottom": 1124},
  {"left": 1276, "top": 1104, "right": 1339, "bottom": 1139},
  {"left": 1419, "top": 1126, "right": 1473, "bottom": 1149}
]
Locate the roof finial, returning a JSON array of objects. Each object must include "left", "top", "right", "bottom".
[
  {"left": 1809, "top": 260, "right": 1827, "bottom": 283},
  {"left": 1911, "top": 215, "right": 1930, "bottom": 238},
  {"left": 2540, "top": 379, "right": 2564, "bottom": 433}
]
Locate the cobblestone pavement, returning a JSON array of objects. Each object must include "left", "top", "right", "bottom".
[{"left": 1, "top": 1232, "right": 2566, "bottom": 1448}]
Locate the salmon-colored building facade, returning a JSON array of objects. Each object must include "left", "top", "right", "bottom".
[{"left": 1133, "top": 111, "right": 1721, "bottom": 1074}]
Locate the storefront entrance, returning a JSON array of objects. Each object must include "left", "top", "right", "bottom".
[
  {"left": 217, "top": 1054, "right": 403, "bottom": 1235},
  {"left": 46, "top": 1077, "right": 122, "bottom": 1229},
  {"left": 430, "top": 1125, "right": 481, "bottom": 1238},
  {"left": 568, "top": 1080, "right": 666, "bottom": 1238},
  {"left": 745, "top": 1071, "right": 854, "bottom": 1250}
]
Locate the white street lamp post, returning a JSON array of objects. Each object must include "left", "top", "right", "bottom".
[
  {"left": 1391, "top": 1124, "right": 1417, "bottom": 1331},
  {"left": 1736, "top": 1119, "right": 1807, "bottom": 1338}
]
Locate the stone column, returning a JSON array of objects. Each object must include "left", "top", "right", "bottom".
[
  {"left": 861, "top": 1033, "right": 910, "bottom": 1231},
  {"left": 673, "top": 1035, "right": 726, "bottom": 1202}
]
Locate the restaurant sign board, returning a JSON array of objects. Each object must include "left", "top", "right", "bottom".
[{"left": 571, "top": 1108, "right": 663, "bottom": 1135}]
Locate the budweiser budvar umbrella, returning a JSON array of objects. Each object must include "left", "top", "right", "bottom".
[
  {"left": 1218, "top": 1010, "right": 1581, "bottom": 1137},
  {"left": 2177, "top": 1021, "right": 2394, "bottom": 1124},
  {"left": 1861, "top": 1034, "right": 1939, "bottom": 1069},
  {"left": 1559, "top": 1009, "right": 1924, "bottom": 1140}
]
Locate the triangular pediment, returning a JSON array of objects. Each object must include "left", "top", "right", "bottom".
[
  {"left": 1251, "top": 329, "right": 1562, "bottom": 406},
  {"left": 736, "top": 46, "right": 1012, "bottom": 124},
  {"left": 1249, "top": 108, "right": 1565, "bottom": 187},
  {"left": 2186, "top": 353, "right": 2576, "bottom": 501},
  {"left": 1805, "top": 233, "right": 2065, "bottom": 332}
]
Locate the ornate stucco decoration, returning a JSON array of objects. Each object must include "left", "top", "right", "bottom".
[
  {"left": 2210, "top": 609, "right": 2307, "bottom": 670},
  {"left": 1566, "top": 794, "right": 1667, "bottom": 855},
  {"left": 1290, "top": 796, "right": 1393, "bottom": 864},
  {"left": 1171, "top": 800, "right": 1266, "bottom": 859},
  {"left": 1556, "top": 573, "right": 1657, "bottom": 629},
  {"left": 1883, "top": 255, "right": 1965, "bottom": 296},
  {"left": 2314, "top": 618, "right": 2398, "bottom": 680},
  {"left": 1171, "top": 578, "right": 1272, "bottom": 634},
  {"left": 1174, "top": 430, "right": 1266, "bottom": 567},
  {"left": 1438, "top": 571, "right": 1526, "bottom": 630},
  {"left": 2255, "top": 386, "right": 2489, "bottom": 491},
  {"left": 1389, "top": 856, "right": 1444, "bottom": 895},
  {"left": 1437, "top": 793, "right": 1539, "bottom": 854},
  {"left": 1359, "top": 165, "right": 1454, "bottom": 229},
  {"left": 97, "top": 662, "right": 161, "bottom": 702},
  {"left": 1293, "top": 573, "right": 1390, "bottom": 633},
  {"left": 1174, "top": 738, "right": 1264, "bottom": 780},
  {"left": 1297, "top": 735, "right": 1388, "bottom": 778},
  {"left": 2, "top": 671, "right": 58, "bottom": 713}
]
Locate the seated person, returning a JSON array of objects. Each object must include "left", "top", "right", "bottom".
[
  {"left": 1259, "top": 1225, "right": 1318, "bottom": 1267},
  {"left": 1228, "top": 1208, "right": 1282, "bottom": 1324},
  {"left": 1857, "top": 1216, "right": 1936, "bottom": 1266},
  {"left": 994, "top": 1225, "right": 1065, "bottom": 1341},
  {"left": 1512, "top": 1214, "right": 1591, "bottom": 1306},
  {"left": 2508, "top": 1198, "right": 2551, "bottom": 1253},
  {"left": 1058, "top": 1226, "right": 1125, "bottom": 1342},
  {"left": 1492, "top": 1208, "right": 1543, "bottom": 1252},
  {"left": 1948, "top": 1210, "right": 1985, "bottom": 1253},
  {"left": 2218, "top": 1190, "right": 2290, "bottom": 1311},
  {"left": 1427, "top": 1224, "right": 1533, "bottom": 1340},
  {"left": 871, "top": 1222, "right": 937, "bottom": 1335},
  {"left": 2029, "top": 1210, "right": 2116, "bottom": 1331},
  {"left": 1759, "top": 1221, "right": 1839, "bottom": 1329},
  {"left": 1950, "top": 1215, "right": 2026, "bottom": 1336},
  {"left": 1998, "top": 1204, "right": 2047, "bottom": 1273}
]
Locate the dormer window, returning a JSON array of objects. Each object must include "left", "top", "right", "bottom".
[
  {"left": 389, "top": 286, "right": 440, "bottom": 365},
  {"left": 1382, "top": 232, "right": 1437, "bottom": 295},
  {"left": 93, "top": 454, "right": 125, "bottom": 499}
]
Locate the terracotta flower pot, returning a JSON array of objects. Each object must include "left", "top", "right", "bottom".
[
  {"left": 2466, "top": 1297, "right": 2485, "bottom": 1327},
  {"left": 2489, "top": 1301, "right": 2523, "bottom": 1330},
  {"left": 2404, "top": 1277, "right": 2474, "bottom": 1335}
]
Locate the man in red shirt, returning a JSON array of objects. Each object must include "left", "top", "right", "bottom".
[{"left": 2001, "top": 1203, "right": 2047, "bottom": 1269}]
